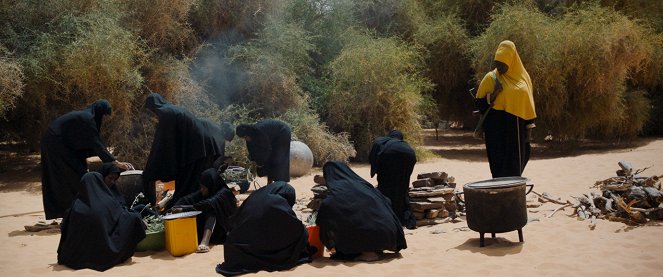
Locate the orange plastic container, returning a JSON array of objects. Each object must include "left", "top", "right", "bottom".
[
  {"left": 162, "top": 180, "right": 176, "bottom": 191},
  {"left": 306, "top": 225, "right": 324, "bottom": 258},
  {"left": 163, "top": 212, "right": 199, "bottom": 256}
]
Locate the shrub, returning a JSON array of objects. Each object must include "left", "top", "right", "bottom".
[
  {"left": 0, "top": 47, "right": 24, "bottom": 118},
  {"left": 279, "top": 109, "right": 356, "bottom": 165},
  {"left": 413, "top": 13, "right": 472, "bottom": 125},
  {"left": 326, "top": 30, "right": 432, "bottom": 160},
  {"left": 469, "top": 3, "right": 656, "bottom": 140}
]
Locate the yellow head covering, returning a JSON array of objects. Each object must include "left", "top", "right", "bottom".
[{"left": 476, "top": 40, "right": 536, "bottom": 120}]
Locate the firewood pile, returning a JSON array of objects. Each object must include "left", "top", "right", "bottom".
[
  {"left": 573, "top": 161, "right": 663, "bottom": 225},
  {"left": 409, "top": 172, "right": 459, "bottom": 227}
]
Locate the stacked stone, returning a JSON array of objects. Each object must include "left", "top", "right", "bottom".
[{"left": 409, "top": 172, "right": 458, "bottom": 227}]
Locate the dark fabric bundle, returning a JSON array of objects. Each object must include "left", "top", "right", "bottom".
[
  {"left": 368, "top": 130, "right": 417, "bottom": 229},
  {"left": 143, "top": 93, "right": 230, "bottom": 206},
  {"left": 317, "top": 161, "right": 407, "bottom": 259},
  {"left": 41, "top": 99, "right": 115, "bottom": 219},
  {"left": 216, "top": 181, "right": 311, "bottom": 276},
  {"left": 174, "top": 168, "right": 238, "bottom": 243},
  {"left": 57, "top": 172, "right": 145, "bottom": 271}
]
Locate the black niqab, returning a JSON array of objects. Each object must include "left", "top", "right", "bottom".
[
  {"left": 316, "top": 161, "right": 407, "bottom": 258},
  {"left": 57, "top": 172, "right": 146, "bottom": 271},
  {"left": 96, "top": 163, "right": 125, "bottom": 206},
  {"left": 216, "top": 181, "right": 311, "bottom": 276}
]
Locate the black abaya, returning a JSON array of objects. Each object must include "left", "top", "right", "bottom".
[
  {"left": 41, "top": 100, "right": 115, "bottom": 219},
  {"left": 142, "top": 93, "right": 230, "bottom": 206},
  {"left": 238, "top": 119, "right": 291, "bottom": 182},
  {"left": 57, "top": 172, "right": 146, "bottom": 272},
  {"left": 316, "top": 161, "right": 407, "bottom": 259},
  {"left": 483, "top": 109, "right": 531, "bottom": 178},
  {"left": 174, "top": 168, "right": 238, "bottom": 244},
  {"left": 368, "top": 130, "right": 417, "bottom": 229},
  {"left": 216, "top": 181, "right": 311, "bottom": 276}
]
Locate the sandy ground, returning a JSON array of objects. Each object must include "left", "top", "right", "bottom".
[{"left": 1, "top": 130, "right": 662, "bottom": 276}]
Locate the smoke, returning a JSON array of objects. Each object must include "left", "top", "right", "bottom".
[{"left": 189, "top": 29, "right": 248, "bottom": 109}]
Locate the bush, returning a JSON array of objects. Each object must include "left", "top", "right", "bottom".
[
  {"left": 228, "top": 12, "right": 314, "bottom": 116},
  {"left": 280, "top": 109, "right": 356, "bottom": 165},
  {"left": 413, "top": 13, "right": 472, "bottom": 125},
  {"left": 469, "top": 3, "right": 656, "bottom": 140},
  {"left": 326, "top": 30, "right": 432, "bottom": 160},
  {"left": 0, "top": 47, "right": 24, "bottom": 118}
]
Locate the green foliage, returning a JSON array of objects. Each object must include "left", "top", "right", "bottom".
[
  {"left": 0, "top": 47, "right": 24, "bottom": 118},
  {"left": 125, "top": 0, "right": 197, "bottom": 55},
  {"left": 229, "top": 12, "right": 314, "bottom": 116},
  {"left": 280, "top": 109, "right": 356, "bottom": 165},
  {"left": 326, "top": 31, "right": 432, "bottom": 160},
  {"left": 470, "top": 3, "right": 657, "bottom": 140},
  {"left": 413, "top": 12, "right": 472, "bottom": 125}
]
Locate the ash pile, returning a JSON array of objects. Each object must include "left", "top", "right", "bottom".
[
  {"left": 409, "top": 172, "right": 460, "bottom": 227},
  {"left": 574, "top": 161, "right": 663, "bottom": 225}
]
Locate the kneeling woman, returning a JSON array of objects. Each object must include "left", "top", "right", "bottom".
[
  {"left": 57, "top": 172, "right": 146, "bottom": 271},
  {"left": 172, "top": 168, "right": 238, "bottom": 253},
  {"left": 216, "top": 181, "right": 312, "bottom": 276},
  {"left": 316, "top": 161, "right": 407, "bottom": 261}
]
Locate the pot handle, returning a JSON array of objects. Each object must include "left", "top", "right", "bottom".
[
  {"left": 525, "top": 184, "right": 534, "bottom": 195},
  {"left": 454, "top": 191, "right": 465, "bottom": 204}
]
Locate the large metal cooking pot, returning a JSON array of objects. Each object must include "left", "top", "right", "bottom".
[
  {"left": 115, "top": 170, "right": 147, "bottom": 206},
  {"left": 462, "top": 177, "right": 533, "bottom": 247}
]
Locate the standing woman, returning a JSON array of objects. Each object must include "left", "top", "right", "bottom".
[
  {"left": 368, "top": 130, "right": 417, "bottom": 229},
  {"left": 236, "top": 119, "right": 291, "bottom": 184},
  {"left": 143, "top": 93, "right": 235, "bottom": 207},
  {"left": 41, "top": 99, "right": 129, "bottom": 220},
  {"left": 475, "top": 40, "right": 536, "bottom": 178}
]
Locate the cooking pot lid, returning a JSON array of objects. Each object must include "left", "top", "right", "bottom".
[
  {"left": 120, "top": 169, "right": 143, "bottom": 176},
  {"left": 464, "top": 177, "right": 529, "bottom": 189},
  {"left": 162, "top": 211, "right": 202, "bottom": 220}
]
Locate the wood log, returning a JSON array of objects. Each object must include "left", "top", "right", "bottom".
[
  {"left": 409, "top": 188, "right": 455, "bottom": 198},
  {"left": 531, "top": 191, "right": 567, "bottom": 205},
  {"left": 437, "top": 209, "right": 450, "bottom": 218},
  {"left": 410, "top": 201, "right": 444, "bottom": 212},
  {"left": 415, "top": 218, "right": 451, "bottom": 227},
  {"left": 426, "top": 209, "right": 440, "bottom": 219},
  {"left": 413, "top": 211, "right": 425, "bottom": 220},
  {"left": 417, "top": 172, "right": 448, "bottom": 181},
  {"left": 427, "top": 197, "right": 446, "bottom": 203},
  {"left": 412, "top": 178, "right": 434, "bottom": 188}
]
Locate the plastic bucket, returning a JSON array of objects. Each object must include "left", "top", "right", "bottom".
[
  {"left": 136, "top": 230, "right": 165, "bottom": 251},
  {"left": 163, "top": 212, "right": 201, "bottom": 256},
  {"left": 306, "top": 225, "right": 324, "bottom": 258}
]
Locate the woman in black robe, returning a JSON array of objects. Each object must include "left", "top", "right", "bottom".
[
  {"left": 57, "top": 172, "right": 146, "bottom": 272},
  {"left": 172, "top": 168, "right": 238, "bottom": 253},
  {"left": 216, "top": 181, "right": 312, "bottom": 276},
  {"left": 474, "top": 40, "right": 536, "bottom": 178},
  {"left": 97, "top": 163, "right": 157, "bottom": 217},
  {"left": 368, "top": 130, "right": 417, "bottom": 229},
  {"left": 316, "top": 161, "right": 407, "bottom": 261},
  {"left": 235, "top": 119, "right": 291, "bottom": 183},
  {"left": 143, "top": 93, "right": 235, "bottom": 207},
  {"left": 41, "top": 99, "right": 130, "bottom": 219}
]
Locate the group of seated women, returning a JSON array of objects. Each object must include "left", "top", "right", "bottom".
[{"left": 57, "top": 161, "right": 407, "bottom": 275}]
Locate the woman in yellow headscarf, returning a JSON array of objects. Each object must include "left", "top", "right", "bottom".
[{"left": 475, "top": 40, "right": 536, "bottom": 178}]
